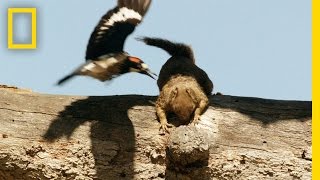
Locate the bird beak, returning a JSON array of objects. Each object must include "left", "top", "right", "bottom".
[{"left": 141, "top": 69, "right": 157, "bottom": 80}]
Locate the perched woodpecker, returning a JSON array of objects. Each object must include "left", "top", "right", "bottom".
[{"left": 57, "top": 0, "right": 155, "bottom": 85}]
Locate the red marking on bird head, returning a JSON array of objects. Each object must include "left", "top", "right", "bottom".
[{"left": 128, "top": 56, "right": 142, "bottom": 64}]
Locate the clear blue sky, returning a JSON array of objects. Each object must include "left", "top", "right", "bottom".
[{"left": 0, "top": 0, "right": 311, "bottom": 100}]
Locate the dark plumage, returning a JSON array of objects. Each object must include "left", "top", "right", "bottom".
[{"left": 57, "top": 0, "right": 155, "bottom": 85}]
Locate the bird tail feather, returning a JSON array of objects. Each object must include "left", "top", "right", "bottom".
[{"left": 56, "top": 73, "right": 76, "bottom": 85}]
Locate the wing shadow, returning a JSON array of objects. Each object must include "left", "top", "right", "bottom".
[{"left": 43, "top": 95, "right": 155, "bottom": 179}]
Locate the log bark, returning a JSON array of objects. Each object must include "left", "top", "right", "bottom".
[{"left": 0, "top": 85, "right": 311, "bottom": 180}]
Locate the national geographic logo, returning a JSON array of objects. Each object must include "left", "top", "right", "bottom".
[{"left": 7, "top": 8, "right": 37, "bottom": 49}]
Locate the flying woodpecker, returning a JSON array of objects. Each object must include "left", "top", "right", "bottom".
[{"left": 57, "top": 0, "right": 155, "bottom": 85}]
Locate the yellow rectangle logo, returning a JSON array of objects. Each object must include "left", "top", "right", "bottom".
[{"left": 7, "top": 8, "right": 37, "bottom": 49}]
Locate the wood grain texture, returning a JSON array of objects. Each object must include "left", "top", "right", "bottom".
[{"left": 0, "top": 85, "right": 311, "bottom": 180}]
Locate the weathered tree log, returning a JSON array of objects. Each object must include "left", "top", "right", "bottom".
[{"left": 0, "top": 85, "right": 311, "bottom": 179}]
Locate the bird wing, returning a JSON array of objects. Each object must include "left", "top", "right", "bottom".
[{"left": 85, "top": 0, "right": 152, "bottom": 60}]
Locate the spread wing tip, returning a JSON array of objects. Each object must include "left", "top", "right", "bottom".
[
  {"left": 118, "top": 0, "right": 152, "bottom": 16},
  {"left": 86, "top": 0, "right": 152, "bottom": 59}
]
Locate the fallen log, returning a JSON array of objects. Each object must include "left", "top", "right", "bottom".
[{"left": 0, "top": 85, "right": 311, "bottom": 179}]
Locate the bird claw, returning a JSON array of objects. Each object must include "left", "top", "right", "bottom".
[{"left": 159, "top": 123, "right": 172, "bottom": 135}]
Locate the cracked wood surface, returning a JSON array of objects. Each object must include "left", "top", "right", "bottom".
[{"left": 0, "top": 85, "right": 312, "bottom": 179}]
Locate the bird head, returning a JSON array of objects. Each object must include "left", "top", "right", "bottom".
[{"left": 126, "top": 56, "right": 157, "bottom": 79}]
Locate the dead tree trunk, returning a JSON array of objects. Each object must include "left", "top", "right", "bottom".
[{"left": 0, "top": 85, "right": 311, "bottom": 180}]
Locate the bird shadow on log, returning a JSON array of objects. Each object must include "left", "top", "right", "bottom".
[
  {"left": 42, "top": 95, "right": 155, "bottom": 179},
  {"left": 210, "top": 95, "right": 312, "bottom": 125}
]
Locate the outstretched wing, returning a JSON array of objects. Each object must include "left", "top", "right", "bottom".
[{"left": 85, "top": 0, "right": 152, "bottom": 60}]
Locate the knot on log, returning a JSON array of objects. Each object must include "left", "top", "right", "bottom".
[{"left": 166, "top": 125, "right": 210, "bottom": 173}]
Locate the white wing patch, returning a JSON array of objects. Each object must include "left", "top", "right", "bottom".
[
  {"left": 95, "top": 57, "right": 118, "bottom": 69},
  {"left": 120, "top": 7, "right": 142, "bottom": 21},
  {"left": 99, "top": 27, "right": 109, "bottom": 31},
  {"left": 83, "top": 62, "right": 96, "bottom": 71},
  {"left": 95, "top": 8, "right": 142, "bottom": 41},
  {"left": 99, "top": 7, "right": 142, "bottom": 31},
  {"left": 82, "top": 57, "right": 118, "bottom": 72}
]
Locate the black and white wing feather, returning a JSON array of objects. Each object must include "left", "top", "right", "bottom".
[{"left": 85, "top": 0, "right": 152, "bottom": 60}]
